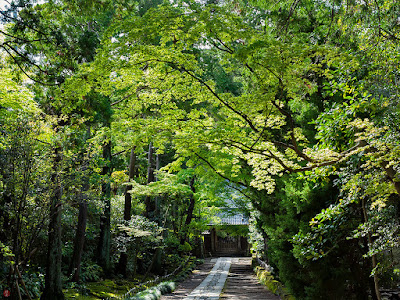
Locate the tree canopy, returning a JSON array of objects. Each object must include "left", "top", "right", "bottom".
[{"left": 1, "top": 0, "right": 400, "bottom": 299}]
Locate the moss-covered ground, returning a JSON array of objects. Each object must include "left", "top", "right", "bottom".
[
  {"left": 63, "top": 257, "right": 199, "bottom": 299},
  {"left": 64, "top": 279, "right": 141, "bottom": 299}
]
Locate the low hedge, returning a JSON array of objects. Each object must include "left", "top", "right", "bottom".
[
  {"left": 126, "top": 281, "right": 175, "bottom": 300},
  {"left": 254, "top": 265, "right": 295, "bottom": 300}
]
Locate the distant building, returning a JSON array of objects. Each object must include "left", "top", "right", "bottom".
[{"left": 202, "top": 208, "right": 250, "bottom": 257}]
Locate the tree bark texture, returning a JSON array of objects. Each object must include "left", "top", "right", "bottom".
[{"left": 41, "top": 146, "right": 64, "bottom": 300}]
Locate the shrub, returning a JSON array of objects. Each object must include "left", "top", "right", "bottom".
[
  {"left": 255, "top": 266, "right": 295, "bottom": 300},
  {"left": 126, "top": 281, "right": 175, "bottom": 300}
]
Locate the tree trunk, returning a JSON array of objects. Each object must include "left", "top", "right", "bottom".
[
  {"left": 68, "top": 198, "right": 88, "bottom": 282},
  {"left": 185, "top": 176, "right": 196, "bottom": 227},
  {"left": 143, "top": 247, "right": 162, "bottom": 279},
  {"left": 155, "top": 154, "right": 160, "bottom": 216},
  {"left": 41, "top": 146, "right": 64, "bottom": 300},
  {"left": 180, "top": 176, "right": 196, "bottom": 245},
  {"left": 68, "top": 126, "right": 91, "bottom": 283},
  {"left": 124, "top": 147, "right": 136, "bottom": 221},
  {"left": 144, "top": 143, "right": 156, "bottom": 219},
  {"left": 117, "top": 147, "right": 136, "bottom": 277},
  {"left": 97, "top": 140, "right": 112, "bottom": 274},
  {"left": 0, "top": 190, "right": 12, "bottom": 248},
  {"left": 143, "top": 144, "right": 162, "bottom": 272}
]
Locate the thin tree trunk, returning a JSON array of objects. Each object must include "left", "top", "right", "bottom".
[
  {"left": 69, "top": 127, "right": 91, "bottom": 283},
  {"left": 155, "top": 154, "right": 160, "bottom": 216},
  {"left": 97, "top": 140, "right": 112, "bottom": 274},
  {"left": 132, "top": 241, "right": 138, "bottom": 276},
  {"left": 143, "top": 144, "right": 162, "bottom": 273},
  {"left": 69, "top": 198, "right": 88, "bottom": 282},
  {"left": 185, "top": 177, "right": 196, "bottom": 226},
  {"left": 180, "top": 177, "right": 196, "bottom": 244},
  {"left": 124, "top": 147, "right": 136, "bottom": 221},
  {"left": 41, "top": 146, "right": 64, "bottom": 300},
  {"left": 144, "top": 143, "right": 155, "bottom": 219},
  {"left": 143, "top": 247, "right": 161, "bottom": 280},
  {"left": 117, "top": 147, "right": 136, "bottom": 277}
]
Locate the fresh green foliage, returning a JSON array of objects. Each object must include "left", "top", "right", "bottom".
[{"left": 1, "top": 0, "right": 400, "bottom": 299}]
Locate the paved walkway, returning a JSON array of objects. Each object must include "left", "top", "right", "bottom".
[
  {"left": 183, "top": 257, "right": 232, "bottom": 300},
  {"left": 161, "top": 257, "right": 280, "bottom": 300},
  {"left": 221, "top": 258, "right": 280, "bottom": 300}
]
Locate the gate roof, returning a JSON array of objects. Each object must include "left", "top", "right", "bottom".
[{"left": 208, "top": 208, "right": 249, "bottom": 225}]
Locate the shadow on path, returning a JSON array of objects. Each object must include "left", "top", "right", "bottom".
[
  {"left": 161, "top": 257, "right": 280, "bottom": 300},
  {"left": 221, "top": 257, "right": 280, "bottom": 300}
]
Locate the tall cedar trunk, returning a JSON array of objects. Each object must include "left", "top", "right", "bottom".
[
  {"left": 97, "top": 140, "right": 112, "bottom": 273},
  {"left": 180, "top": 177, "right": 196, "bottom": 244},
  {"left": 144, "top": 143, "right": 155, "bottom": 219},
  {"left": 41, "top": 146, "right": 64, "bottom": 300},
  {"left": 116, "top": 147, "right": 136, "bottom": 277},
  {"left": 69, "top": 127, "right": 91, "bottom": 283},
  {"left": 68, "top": 198, "right": 88, "bottom": 282}
]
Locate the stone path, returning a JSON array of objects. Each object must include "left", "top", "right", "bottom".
[
  {"left": 183, "top": 257, "right": 232, "bottom": 300},
  {"left": 161, "top": 258, "right": 215, "bottom": 300},
  {"left": 161, "top": 257, "right": 280, "bottom": 300},
  {"left": 221, "top": 257, "right": 280, "bottom": 300}
]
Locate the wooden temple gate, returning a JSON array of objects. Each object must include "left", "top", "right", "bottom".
[{"left": 202, "top": 209, "right": 249, "bottom": 257}]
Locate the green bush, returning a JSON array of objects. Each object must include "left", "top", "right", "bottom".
[
  {"left": 178, "top": 242, "right": 192, "bottom": 253},
  {"left": 80, "top": 262, "right": 103, "bottom": 282},
  {"left": 126, "top": 281, "right": 175, "bottom": 300},
  {"left": 255, "top": 266, "right": 295, "bottom": 300}
]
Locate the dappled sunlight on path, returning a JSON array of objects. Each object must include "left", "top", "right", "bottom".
[
  {"left": 184, "top": 257, "right": 232, "bottom": 300},
  {"left": 161, "top": 257, "right": 280, "bottom": 300},
  {"left": 221, "top": 257, "right": 280, "bottom": 300}
]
